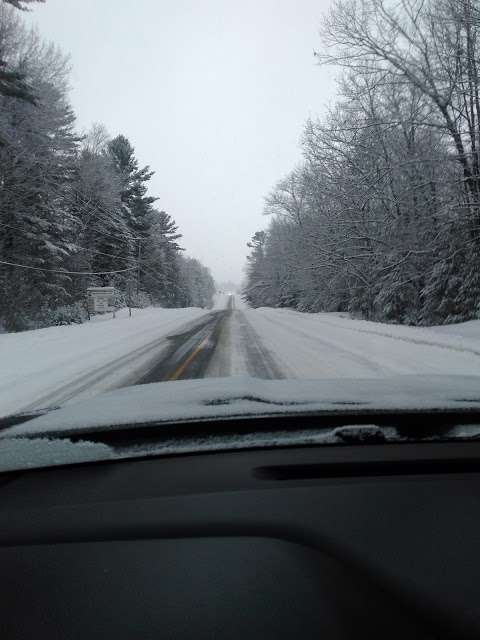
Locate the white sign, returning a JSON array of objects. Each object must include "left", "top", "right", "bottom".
[{"left": 87, "top": 287, "right": 116, "bottom": 314}]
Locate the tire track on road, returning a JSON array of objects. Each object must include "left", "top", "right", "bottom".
[
  {"left": 19, "top": 312, "right": 216, "bottom": 412},
  {"left": 235, "top": 311, "right": 285, "bottom": 379}
]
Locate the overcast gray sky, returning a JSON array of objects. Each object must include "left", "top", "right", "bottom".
[{"left": 25, "top": 0, "right": 335, "bottom": 284}]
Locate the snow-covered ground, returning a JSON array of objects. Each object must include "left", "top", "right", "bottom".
[
  {"left": 428, "top": 318, "right": 480, "bottom": 340},
  {"left": 2, "top": 295, "right": 480, "bottom": 420},
  {"left": 2, "top": 298, "right": 480, "bottom": 472},
  {"left": 240, "top": 307, "right": 480, "bottom": 378},
  {"left": 0, "top": 305, "right": 211, "bottom": 417}
]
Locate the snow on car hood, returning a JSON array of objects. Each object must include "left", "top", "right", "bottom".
[{"left": 3, "top": 374, "right": 480, "bottom": 439}]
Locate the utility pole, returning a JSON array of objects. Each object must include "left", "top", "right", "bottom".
[{"left": 137, "top": 237, "right": 142, "bottom": 295}]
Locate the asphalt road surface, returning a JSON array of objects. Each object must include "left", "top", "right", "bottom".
[{"left": 137, "top": 295, "right": 283, "bottom": 383}]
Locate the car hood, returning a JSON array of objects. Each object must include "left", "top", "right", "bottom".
[{"left": 3, "top": 374, "right": 480, "bottom": 439}]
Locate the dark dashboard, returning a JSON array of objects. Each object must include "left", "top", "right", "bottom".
[{"left": 1, "top": 439, "right": 480, "bottom": 639}]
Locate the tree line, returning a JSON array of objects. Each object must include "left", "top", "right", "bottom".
[
  {"left": 244, "top": 0, "right": 480, "bottom": 326},
  {"left": 0, "top": 1, "right": 215, "bottom": 331}
]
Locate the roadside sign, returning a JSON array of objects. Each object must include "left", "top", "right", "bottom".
[{"left": 87, "top": 287, "right": 116, "bottom": 314}]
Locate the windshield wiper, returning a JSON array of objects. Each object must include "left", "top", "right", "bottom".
[{"left": 0, "top": 408, "right": 56, "bottom": 431}]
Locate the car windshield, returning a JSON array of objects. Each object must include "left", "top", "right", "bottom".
[{"left": 1, "top": 0, "right": 480, "bottom": 471}]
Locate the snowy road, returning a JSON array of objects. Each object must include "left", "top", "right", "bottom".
[
  {"left": 135, "top": 296, "right": 480, "bottom": 384},
  {"left": 0, "top": 306, "right": 211, "bottom": 417},
  {"left": 242, "top": 307, "right": 480, "bottom": 378},
  {"left": 137, "top": 295, "right": 283, "bottom": 383},
  {"left": 2, "top": 294, "right": 480, "bottom": 418}
]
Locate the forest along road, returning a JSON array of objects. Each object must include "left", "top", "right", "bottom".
[{"left": 136, "top": 295, "right": 283, "bottom": 383}]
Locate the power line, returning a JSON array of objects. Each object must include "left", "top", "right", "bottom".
[
  {"left": 0, "top": 220, "right": 137, "bottom": 264},
  {"left": 0, "top": 259, "right": 137, "bottom": 276},
  {"left": 74, "top": 245, "right": 136, "bottom": 263},
  {"left": 38, "top": 180, "right": 140, "bottom": 243},
  {"left": 58, "top": 184, "right": 147, "bottom": 243},
  {"left": 0, "top": 183, "right": 146, "bottom": 246}
]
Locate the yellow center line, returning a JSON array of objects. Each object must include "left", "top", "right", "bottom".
[{"left": 168, "top": 334, "right": 211, "bottom": 381}]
